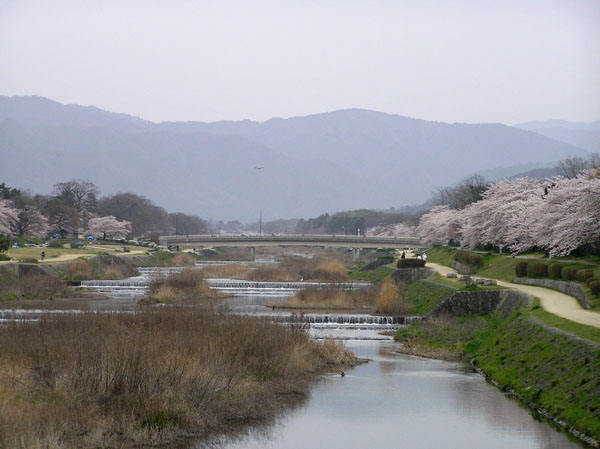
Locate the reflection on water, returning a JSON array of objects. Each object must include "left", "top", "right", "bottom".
[{"left": 198, "top": 340, "right": 581, "bottom": 449}]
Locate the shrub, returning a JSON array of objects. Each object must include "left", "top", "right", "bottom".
[
  {"left": 19, "top": 258, "right": 38, "bottom": 264},
  {"left": 0, "top": 235, "right": 9, "bottom": 252},
  {"left": 576, "top": 270, "right": 595, "bottom": 283},
  {"left": 586, "top": 276, "right": 600, "bottom": 287},
  {"left": 549, "top": 264, "right": 563, "bottom": 279},
  {"left": 515, "top": 261, "right": 529, "bottom": 277},
  {"left": 397, "top": 259, "right": 425, "bottom": 268},
  {"left": 561, "top": 266, "right": 578, "bottom": 281},
  {"left": 527, "top": 262, "right": 548, "bottom": 278},
  {"left": 47, "top": 240, "right": 64, "bottom": 248},
  {"left": 376, "top": 278, "right": 412, "bottom": 315},
  {"left": 589, "top": 281, "right": 600, "bottom": 297},
  {"left": 453, "top": 251, "right": 483, "bottom": 269},
  {"left": 0, "top": 253, "right": 10, "bottom": 261}
]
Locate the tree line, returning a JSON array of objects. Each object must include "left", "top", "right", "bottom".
[
  {"left": 0, "top": 179, "right": 207, "bottom": 241},
  {"left": 417, "top": 155, "right": 600, "bottom": 256}
]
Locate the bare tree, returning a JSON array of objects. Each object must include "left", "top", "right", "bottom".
[
  {"left": 52, "top": 179, "right": 99, "bottom": 224},
  {"left": 554, "top": 153, "right": 600, "bottom": 179},
  {"left": 433, "top": 174, "right": 489, "bottom": 210}
]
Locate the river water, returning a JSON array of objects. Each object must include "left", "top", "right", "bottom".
[{"left": 18, "top": 264, "right": 585, "bottom": 448}]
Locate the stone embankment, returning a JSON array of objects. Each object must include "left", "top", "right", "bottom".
[
  {"left": 391, "top": 267, "right": 434, "bottom": 285},
  {"left": 513, "top": 277, "right": 591, "bottom": 309},
  {"left": 427, "top": 289, "right": 532, "bottom": 319}
]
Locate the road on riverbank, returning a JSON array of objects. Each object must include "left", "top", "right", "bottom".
[{"left": 427, "top": 262, "right": 600, "bottom": 329}]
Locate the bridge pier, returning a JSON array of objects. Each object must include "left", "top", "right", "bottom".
[
  {"left": 352, "top": 248, "right": 361, "bottom": 259},
  {"left": 248, "top": 246, "right": 255, "bottom": 261}
]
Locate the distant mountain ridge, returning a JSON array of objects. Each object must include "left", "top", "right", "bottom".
[
  {"left": 516, "top": 119, "right": 600, "bottom": 154},
  {"left": 0, "top": 95, "right": 590, "bottom": 220}
]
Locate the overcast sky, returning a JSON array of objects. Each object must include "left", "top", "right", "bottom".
[{"left": 1, "top": 0, "right": 599, "bottom": 124}]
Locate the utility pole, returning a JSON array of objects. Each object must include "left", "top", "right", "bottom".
[
  {"left": 175, "top": 213, "right": 179, "bottom": 235},
  {"left": 259, "top": 210, "right": 262, "bottom": 237}
]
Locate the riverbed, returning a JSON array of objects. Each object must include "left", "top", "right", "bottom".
[{"left": 7, "top": 264, "right": 585, "bottom": 448}]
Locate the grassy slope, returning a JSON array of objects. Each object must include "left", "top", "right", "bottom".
[
  {"left": 347, "top": 265, "right": 395, "bottom": 283},
  {"left": 405, "top": 279, "right": 456, "bottom": 315},
  {"left": 471, "top": 312, "right": 600, "bottom": 441}
]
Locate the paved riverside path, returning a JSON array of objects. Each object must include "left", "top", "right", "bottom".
[{"left": 426, "top": 262, "right": 600, "bottom": 329}]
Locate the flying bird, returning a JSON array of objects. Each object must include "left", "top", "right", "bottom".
[{"left": 254, "top": 166, "right": 264, "bottom": 170}]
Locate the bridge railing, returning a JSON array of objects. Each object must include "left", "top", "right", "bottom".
[{"left": 159, "top": 234, "right": 422, "bottom": 245}]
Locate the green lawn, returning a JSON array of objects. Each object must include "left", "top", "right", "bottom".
[{"left": 528, "top": 299, "right": 600, "bottom": 344}]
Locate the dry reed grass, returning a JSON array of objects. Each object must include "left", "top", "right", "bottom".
[
  {"left": 65, "top": 259, "right": 92, "bottom": 280},
  {"left": 249, "top": 255, "right": 348, "bottom": 282},
  {"left": 147, "top": 268, "right": 218, "bottom": 302},
  {"left": 376, "top": 278, "right": 413, "bottom": 315},
  {"left": 0, "top": 307, "right": 356, "bottom": 448},
  {"left": 0, "top": 273, "right": 69, "bottom": 300},
  {"left": 197, "top": 264, "right": 254, "bottom": 279},
  {"left": 172, "top": 253, "right": 196, "bottom": 266}
]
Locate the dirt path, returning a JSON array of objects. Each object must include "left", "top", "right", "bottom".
[{"left": 427, "top": 262, "right": 600, "bottom": 329}]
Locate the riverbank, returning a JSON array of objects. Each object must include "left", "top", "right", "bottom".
[
  {"left": 0, "top": 306, "right": 358, "bottom": 449},
  {"left": 394, "top": 277, "right": 600, "bottom": 447}
]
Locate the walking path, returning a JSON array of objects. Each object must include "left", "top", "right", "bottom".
[{"left": 427, "top": 262, "right": 600, "bottom": 329}]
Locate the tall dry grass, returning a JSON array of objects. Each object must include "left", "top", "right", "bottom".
[
  {"left": 147, "top": 268, "right": 215, "bottom": 302},
  {"left": 197, "top": 264, "right": 254, "bottom": 279},
  {"left": 376, "top": 277, "right": 412, "bottom": 315},
  {"left": 249, "top": 255, "right": 348, "bottom": 282},
  {"left": 65, "top": 259, "right": 92, "bottom": 280},
  {"left": 288, "top": 284, "right": 380, "bottom": 309},
  {"left": 0, "top": 273, "right": 69, "bottom": 300},
  {"left": 0, "top": 307, "right": 356, "bottom": 448}
]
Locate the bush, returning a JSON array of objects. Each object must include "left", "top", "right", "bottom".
[
  {"left": 397, "top": 259, "right": 426, "bottom": 268},
  {"left": 515, "top": 261, "right": 529, "bottom": 277},
  {"left": 549, "top": 264, "right": 563, "bottom": 279},
  {"left": 576, "top": 270, "right": 595, "bottom": 283},
  {"left": 454, "top": 250, "right": 484, "bottom": 269},
  {"left": 562, "top": 266, "right": 578, "bottom": 281},
  {"left": 19, "top": 258, "right": 38, "bottom": 264},
  {"left": 586, "top": 276, "right": 600, "bottom": 287},
  {"left": 527, "top": 262, "right": 548, "bottom": 278},
  {"left": 47, "top": 240, "right": 64, "bottom": 248},
  {"left": 0, "top": 235, "right": 9, "bottom": 252},
  {"left": 590, "top": 281, "right": 600, "bottom": 297},
  {"left": 0, "top": 253, "right": 10, "bottom": 261}
]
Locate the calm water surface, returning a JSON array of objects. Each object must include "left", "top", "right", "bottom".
[{"left": 200, "top": 339, "right": 581, "bottom": 449}]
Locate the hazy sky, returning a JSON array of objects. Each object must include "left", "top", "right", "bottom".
[{"left": 1, "top": 0, "right": 599, "bottom": 124}]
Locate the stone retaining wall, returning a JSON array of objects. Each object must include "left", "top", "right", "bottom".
[
  {"left": 391, "top": 267, "right": 434, "bottom": 285},
  {"left": 513, "top": 277, "right": 590, "bottom": 309},
  {"left": 451, "top": 261, "right": 472, "bottom": 275},
  {"left": 427, "top": 289, "right": 532, "bottom": 318}
]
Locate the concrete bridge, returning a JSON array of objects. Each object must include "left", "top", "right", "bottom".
[{"left": 159, "top": 234, "right": 424, "bottom": 259}]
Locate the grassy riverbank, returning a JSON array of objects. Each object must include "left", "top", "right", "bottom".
[
  {"left": 0, "top": 307, "right": 357, "bottom": 449},
  {"left": 394, "top": 287, "right": 600, "bottom": 445}
]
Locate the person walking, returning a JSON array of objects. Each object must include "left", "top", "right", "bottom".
[
  {"left": 401, "top": 250, "right": 406, "bottom": 259},
  {"left": 422, "top": 253, "right": 427, "bottom": 264},
  {"left": 40, "top": 251, "right": 45, "bottom": 261}
]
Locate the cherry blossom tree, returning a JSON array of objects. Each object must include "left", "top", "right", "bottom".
[
  {"left": 0, "top": 200, "right": 18, "bottom": 235},
  {"left": 12, "top": 206, "right": 49, "bottom": 238},
  {"left": 416, "top": 206, "right": 463, "bottom": 242},
  {"left": 534, "top": 169, "right": 600, "bottom": 256},
  {"left": 87, "top": 216, "right": 132, "bottom": 240}
]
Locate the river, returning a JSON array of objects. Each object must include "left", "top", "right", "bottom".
[{"left": 57, "top": 265, "right": 590, "bottom": 447}]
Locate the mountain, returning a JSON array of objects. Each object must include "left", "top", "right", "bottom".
[
  {"left": 0, "top": 119, "right": 394, "bottom": 220},
  {"left": 157, "top": 109, "right": 586, "bottom": 200},
  {"left": 516, "top": 120, "right": 600, "bottom": 154},
  {"left": 0, "top": 96, "right": 588, "bottom": 220}
]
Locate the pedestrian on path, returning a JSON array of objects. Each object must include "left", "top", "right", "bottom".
[{"left": 423, "top": 253, "right": 427, "bottom": 264}]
